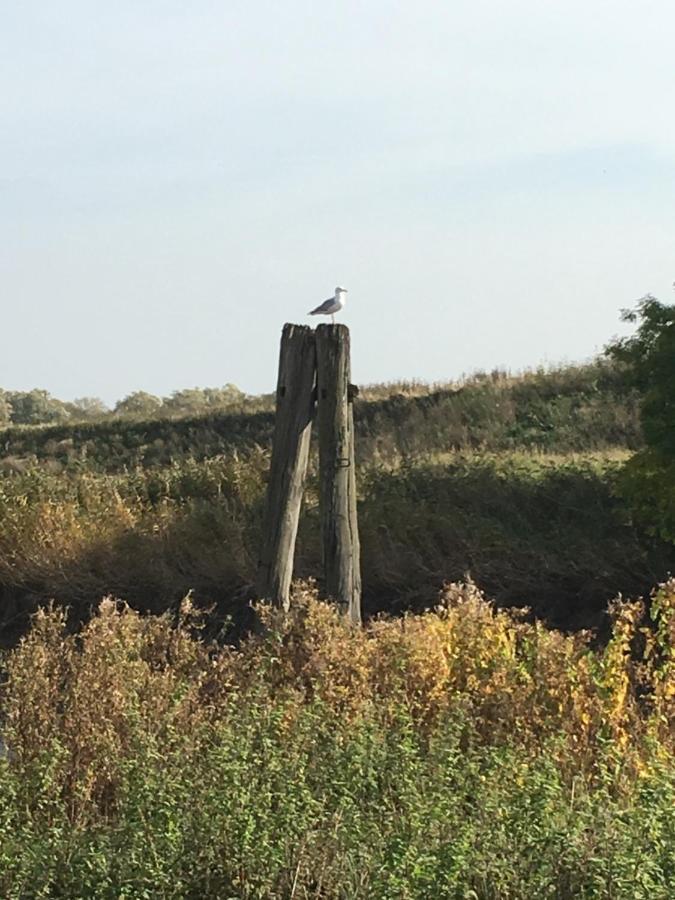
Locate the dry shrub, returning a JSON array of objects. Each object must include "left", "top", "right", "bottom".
[
  {"left": 251, "top": 580, "right": 675, "bottom": 771},
  {"left": 0, "top": 457, "right": 265, "bottom": 626},
  {"left": 2, "top": 597, "right": 235, "bottom": 824},
  {"left": 2, "top": 578, "right": 674, "bottom": 830},
  {"left": 254, "top": 582, "right": 372, "bottom": 716}
]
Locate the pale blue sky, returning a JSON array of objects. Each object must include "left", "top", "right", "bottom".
[{"left": 2, "top": 1, "right": 674, "bottom": 403}]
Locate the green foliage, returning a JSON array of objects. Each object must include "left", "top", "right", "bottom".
[
  {"left": 7, "top": 389, "right": 71, "bottom": 426},
  {"left": 607, "top": 295, "right": 675, "bottom": 453},
  {"left": 0, "top": 390, "right": 12, "bottom": 425},
  {"left": 357, "top": 360, "right": 639, "bottom": 462},
  {"left": 612, "top": 449, "right": 675, "bottom": 543},
  {"left": 67, "top": 396, "right": 110, "bottom": 420},
  {"left": 0, "top": 408, "right": 275, "bottom": 474},
  {"left": 113, "top": 390, "right": 164, "bottom": 418},
  {"left": 607, "top": 296, "right": 675, "bottom": 542},
  {"left": 163, "top": 383, "right": 245, "bottom": 416},
  {"left": 0, "top": 590, "right": 673, "bottom": 897},
  {"left": 0, "top": 383, "right": 260, "bottom": 429}
]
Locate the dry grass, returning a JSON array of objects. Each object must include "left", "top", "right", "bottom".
[{"left": 0, "top": 450, "right": 673, "bottom": 642}]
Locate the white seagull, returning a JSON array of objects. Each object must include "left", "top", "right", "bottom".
[{"left": 308, "top": 286, "right": 348, "bottom": 324}]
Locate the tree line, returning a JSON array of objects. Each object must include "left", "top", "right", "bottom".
[{"left": 0, "top": 384, "right": 260, "bottom": 426}]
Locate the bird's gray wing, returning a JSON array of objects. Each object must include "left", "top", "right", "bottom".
[{"left": 309, "top": 297, "right": 335, "bottom": 314}]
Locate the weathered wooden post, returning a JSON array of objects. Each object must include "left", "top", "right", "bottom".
[
  {"left": 257, "top": 324, "right": 316, "bottom": 610},
  {"left": 315, "top": 324, "right": 362, "bottom": 624}
]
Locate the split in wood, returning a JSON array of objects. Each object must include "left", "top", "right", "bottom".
[{"left": 257, "top": 323, "right": 361, "bottom": 624}]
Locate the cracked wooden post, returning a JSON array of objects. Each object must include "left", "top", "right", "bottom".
[
  {"left": 315, "top": 323, "right": 362, "bottom": 624},
  {"left": 257, "top": 323, "right": 316, "bottom": 610}
]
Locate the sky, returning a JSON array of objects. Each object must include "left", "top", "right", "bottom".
[{"left": 2, "top": 1, "right": 674, "bottom": 405}]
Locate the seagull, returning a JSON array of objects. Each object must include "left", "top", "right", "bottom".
[{"left": 308, "top": 286, "right": 348, "bottom": 324}]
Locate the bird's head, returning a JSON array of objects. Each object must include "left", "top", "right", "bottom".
[{"left": 335, "top": 286, "right": 348, "bottom": 294}]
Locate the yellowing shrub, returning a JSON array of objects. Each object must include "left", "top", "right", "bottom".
[{"left": 2, "top": 578, "right": 674, "bottom": 831}]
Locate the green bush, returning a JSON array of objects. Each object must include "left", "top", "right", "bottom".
[
  {"left": 607, "top": 296, "right": 675, "bottom": 543},
  {"left": 0, "top": 590, "right": 673, "bottom": 898}
]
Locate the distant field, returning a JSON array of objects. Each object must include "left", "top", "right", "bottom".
[{"left": 0, "top": 361, "right": 641, "bottom": 473}]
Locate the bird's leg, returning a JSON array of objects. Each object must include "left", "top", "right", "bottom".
[{"left": 331, "top": 313, "right": 335, "bottom": 324}]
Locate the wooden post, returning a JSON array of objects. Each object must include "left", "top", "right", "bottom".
[
  {"left": 257, "top": 324, "right": 316, "bottom": 610},
  {"left": 315, "top": 324, "right": 362, "bottom": 624}
]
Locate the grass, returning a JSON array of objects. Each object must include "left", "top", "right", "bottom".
[
  {"left": 0, "top": 450, "right": 673, "bottom": 641},
  {"left": 359, "top": 452, "right": 673, "bottom": 627},
  {"left": 0, "top": 360, "right": 641, "bottom": 474},
  {"left": 0, "top": 582, "right": 673, "bottom": 897}
]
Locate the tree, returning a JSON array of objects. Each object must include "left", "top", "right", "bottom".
[
  {"left": 64, "top": 397, "right": 109, "bottom": 421},
  {"left": 606, "top": 294, "right": 675, "bottom": 540},
  {"left": 163, "top": 388, "right": 209, "bottom": 416},
  {"left": 114, "top": 391, "right": 163, "bottom": 418},
  {"left": 203, "top": 384, "right": 244, "bottom": 408},
  {"left": 163, "top": 384, "right": 245, "bottom": 417},
  {"left": 607, "top": 295, "right": 675, "bottom": 453},
  {"left": 8, "top": 389, "right": 71, "bottom": 426},
  {"left": 0, "top": 390, "right": 12, "bottom": 425}
]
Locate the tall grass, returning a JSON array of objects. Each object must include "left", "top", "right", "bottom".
[
  {"left": 0, "top": 358, "right": 644, "bottom": 637},
  {"left": 0, "top": 582, "right": 673, "bottom": 897},
  {"left": 0, "top": 451, "right": 673, "bottom": 639},
  {"left": 0, "top": 454, "right": 267, "bottom": 641},
  {"left": 359, "top": 453, "right": 674, "bottom": 626}
]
